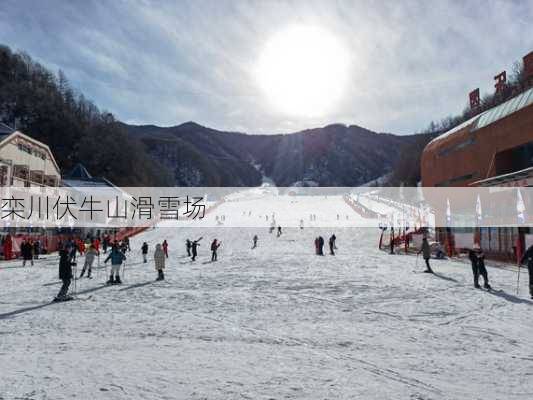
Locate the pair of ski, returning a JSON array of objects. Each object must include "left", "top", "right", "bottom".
[{"left": 52, "top": 295, "right": 93, "bottom": 302}]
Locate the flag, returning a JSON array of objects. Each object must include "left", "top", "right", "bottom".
[
  {"left": 446, "top": 198, "right": 451, "bottom": 225},
  {"left": 475, "top": 194, "right": 482, "bottom": 224},
  {"left": 517, "top": 188, "right": 526, "bottom": 224}
]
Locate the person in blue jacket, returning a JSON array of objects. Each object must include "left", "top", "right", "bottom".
[{"left": 104, "top": 244, "right": 126, "bottom": 284}]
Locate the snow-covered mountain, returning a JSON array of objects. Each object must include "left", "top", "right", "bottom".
[{"left": 123, "top": 122, "right": 422, "bottom": 187}]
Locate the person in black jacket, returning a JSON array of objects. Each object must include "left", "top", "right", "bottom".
[
  {"left": 55, "top": 247, "right": 75, "bottom": 301},
  {"left": 141, "top": 242, "right": 149, "bottom": 263},
  {"left": 186, "top": 239, "right": 192, "bottom": 256},
  {"left": 521, "top": 243, "right": 533, "bottom": 299},
  {"left": 329, "top": 234, "right": 337, "bottom": 255},
  {"left": 468, "top": 245, "right": 491, "bottom": 289},
  {"left": 191, "top": 240, "right": 200, "bottom": 261},
  {"left": 21, "top": 239, "right": 34, "bottom": 267}
]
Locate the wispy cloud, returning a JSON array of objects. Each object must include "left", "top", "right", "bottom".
[{"left": 1, "top": 0, "right": 532, "bottom": 134}]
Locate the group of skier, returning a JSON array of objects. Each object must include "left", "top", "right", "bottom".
[
  {"left": 314, "top": 234, "right": 337, "bottom": 255},
  {"left": 49, "top": 227, "right": 533, "bottom": 301},
  {"left": 416, "top": 237, "right": 492, "bottom": 289}
]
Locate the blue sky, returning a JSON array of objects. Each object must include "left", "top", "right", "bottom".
[{"left": 1, "top": 0, "right": 532, "bottom": 134}]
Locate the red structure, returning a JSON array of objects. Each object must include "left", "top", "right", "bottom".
[
  {"left": 421, "top": 76, "right": 533, "bottom": 262},
  {"left": 469, "top": 88, "right": 480, "bottom": 110}
]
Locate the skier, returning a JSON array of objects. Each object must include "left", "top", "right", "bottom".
[
  {"left": 186, "top": 239, "right": 192, "bottom": 256},
  {"left": 93, "top": 237, "right": 101, "bottom": 255},
  {"left": 3, "top": 233, "right": 13, "bottom": 260},
  {"left": 300, "top": 219, "right": 304, "bottom": 230},
  {"left": 104, "top": 244, "right": 126, "bottom": 284},
  {"left": 21, "top": 239, "right": 34, "bottom": 267},
  {"left": 252, "top": 235, "right": 258, "bottom": 249},
  {"left": 277, "top": 226, "right": 282, "bottom": 237},
  {"left": 520, "top": 243, "right": 533, "bottom": 299},
  {"left": 418, "top": 237, "right": 434, "bottom": 273},
  {"left": 68, "top": 239, "right": 78, "bottom": 262},
  {"left": 102, "top": 236, "right": 108, "bottom": 254},
  {"left": 55, "top": 245, "right": 75, "bottom": 301},
  {"left": 318, "top": 236, "right": 325, "bottom": 255},
  {"left": 468, "top": 244, "right": 491, "bottom": 289},
  {"left": 77, "top": 239, "right": 85, "bottom": 256},
  {"left": 329, "top": 234, "right": 337, "bottom": 255},
  {"left": 162, "top": 240, "right": 169, "bottom": 258},
  {"left": 314, "top": 237, "right": 320, "bottom": 255},
  {"left": 141, "top": 242, "right": 149, "bottom": 263},
  {"left": 211, "top": 239, "right": 221, "bottom": 261},
  {"left": 79, "top": 244, "right": 97, "bottom": 279},
  {"left": 191, "top": 239, "right": 200, "bottom": 261},
  {"left": 33, "top": 240, "right": 41, "bottom": 259},
  {"left": 119, "top": 240, "right": 128, "bottom": 254},
  {"left": 154, "top": 243, "right": 165, "bottom": 281},
  {"left": 124, "top": 236, "right": 131, "bottom": 252},
  {"left": 390, "top": 227, "right": 395, "bottom": 255}
]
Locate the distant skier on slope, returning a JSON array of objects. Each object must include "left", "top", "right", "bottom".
[
  {"left": 211, "top": 239, "right": 221, "bottom": 261},
  {"left": 252, "top": 235, "right": 258, "bottom": 249},
  {"left": 191, "top": 239, "right": 200, "bottom": 261},
  {"left": 123, "top": 236, "right": 131, "bottom": 252},
  {"left": 521, "top": 243, "right": 533, "bottom": 299},
  {"left": 314, "top": 237, "right": 320, "bottom": 255},
  {"left": 54, "top": 246, "right": 75, "bottom": 301},
  {"left": 154, "top": 243, "right": 165, "bottom": 281},
  {"left": 141, "top": 242, "right": 149, "bottom": 263},
  {"left": 277, "top": 226, "right": 282, "bottom": 237},
  {"left": 104, "top": 244, "right": 126, "bottom": 284},
  {"left": 21, "top": 238, "right": 34, "bottom": 267},
  {"left": 79, "top": 244, "right": 97, "bottom": 279},
  {"left": 418, "top": 237, "right": 433, "bottom": 273},
  {"left": 186, "top": 239, "right": 192, "bottom": 256},
  {"left": 469, "top": 244, "right": 491, "bottom": 289},
  {"left": 162, "top": 240, "right": 169, "bottom": 258},
  {"left": 329, "top": 234, "right": 337, "bottom": 255},
  {"left": 318, "top": 236, "right": 325, "bottom": 255},
  {"left": 3, "top": 233, "right": 13, "bottom": 260}
]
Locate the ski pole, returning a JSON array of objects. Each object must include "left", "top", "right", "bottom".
[
  {"left": 72, "top": 261, "right": 78, "bottom": 298},
  {"left": 517, "top": 263, "right": 521, "bottom": 295}
]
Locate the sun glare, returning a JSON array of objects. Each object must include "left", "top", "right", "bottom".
[{"left": 255, "top": 25, "right": 351, "bottom": 118}]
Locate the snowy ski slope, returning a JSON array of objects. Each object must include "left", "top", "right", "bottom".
[{"left": 1, "top": 218, "right": 532, "bottom": 399}]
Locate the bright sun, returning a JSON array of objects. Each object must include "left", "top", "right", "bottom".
[{"left": 255, "top": 25, "right": 350, "bottom": 118}]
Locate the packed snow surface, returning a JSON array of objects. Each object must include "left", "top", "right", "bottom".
[{"left": 1, "top": 226, "right": 533, "bottom": 399}]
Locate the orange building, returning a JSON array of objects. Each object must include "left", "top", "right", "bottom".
[
  {"left": 421, "top": 87, "right": 533, "bottom": 188},
  {"left": 420, "top": 85, "right": 533, "bottom": 262}
]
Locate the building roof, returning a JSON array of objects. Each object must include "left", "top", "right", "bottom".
[
  {"left": 61, "top": 163, "right": 117, "bottom": 189},
  {"left": 474, "top": 87, "right": 533, "bottom": 132},
  {"left": 428, "top": 86, "right": 533, "bottom": 147},
  {"left": 0, "top": 130, "right": 61, "bottom": 174},
  {"left": 64, "top": 163, "right": 93, "bottom": 180},
  {"left": 471, "top": 166, "right": 533, "bottom": 187},
  {"left": 0, "top": 122, "right": 14, "bottom": 135}
]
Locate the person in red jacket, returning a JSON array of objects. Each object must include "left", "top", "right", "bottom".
[
  {"left": 3, "top": 234, "right": 13, "bottom": 260},
  {"left": 162, "top": 240, "right": 169, "bottom": 258},
  {"left": 78, "top": 239, "right": 85, "bottom": 255},
  {"left": 93, "top": 237, "right": 100, "bottom": 255}
]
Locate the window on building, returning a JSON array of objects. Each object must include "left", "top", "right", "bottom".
[
  {"left": 435, "top": 173, "right": 476, "bottom": 187},
  {"left": 494, "top": 141, "right": 533, "bottom": 175},
  {"left": 438, "top": 136, "right": 476, "bottom": 158}
]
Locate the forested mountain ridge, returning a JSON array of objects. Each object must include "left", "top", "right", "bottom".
[
  {"left": 1, "top": 43, "right": 427, "bottom": 187},
  {"left": 123, "top": 122, "right": 424, "bottom": 187},
  {"left": 0, "top": 44, "right": 171, "bottom": 186}
]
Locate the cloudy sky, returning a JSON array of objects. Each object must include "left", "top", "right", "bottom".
[{"left": 1, "top": 0, "right": 532, "bottom": 134}]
